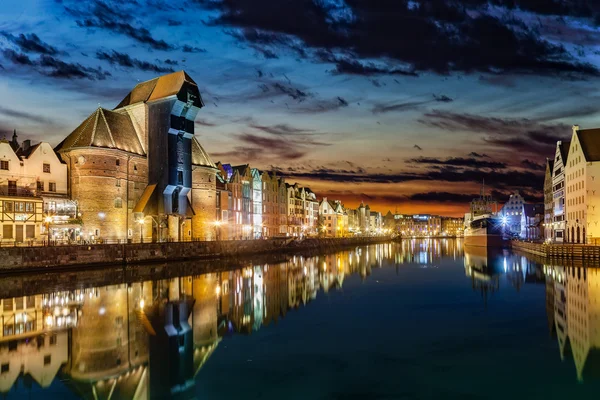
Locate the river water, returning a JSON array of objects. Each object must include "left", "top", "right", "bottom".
[{"left": 0, "top": 239, "right": 597, "bottom": 399}]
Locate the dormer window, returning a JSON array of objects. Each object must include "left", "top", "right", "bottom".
[{"left": 43, "top": 163, "right": 50, "bottom": 173}]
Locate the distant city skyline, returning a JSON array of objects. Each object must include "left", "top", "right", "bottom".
[{"left": 2, "top": 1, "right": 600, "bottom": 216}]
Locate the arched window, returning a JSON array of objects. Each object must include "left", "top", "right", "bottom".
[{"left": 114, "top": 198, "right": 122, "bottom": 208}]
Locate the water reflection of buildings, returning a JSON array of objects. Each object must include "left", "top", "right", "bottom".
[
  {"left": 397, "top": 238, "right": 463, "bottom": 265},
  {"left": 0, "top": 243, "right": 395, "bottom": 398},
  {"left": 463, "top": 247, "right": 545, "bottom": 306},
  {"left": 545, "top": 263, "right": 600, "bottom": 383}
]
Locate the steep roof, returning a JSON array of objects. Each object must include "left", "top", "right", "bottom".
[
  {"left": 15, "top": 142, "right": 41, "bottom": 159},
  {"left": 546, "top": 158, "right": 554, "bottom": 174},
  {"left": 55, "top": 107, "right": 145, "bottom": 155},
  {"left": 191, "top": 137, "right": 216, "bottom": 168},
  {"left": 115, "top": 70, "right": 201, "bottom": 108},
  {"left": 559, "top": 141, "right": 570, "bottom": 163},
  {"left": 232, "top": 164, "right": 250, "bottom": 176},
  {"left": 577, "top": 128, "right": 600, "bottom": 162}
]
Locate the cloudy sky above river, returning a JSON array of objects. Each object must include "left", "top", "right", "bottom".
[{"left": 2, "top": 0, "right": 600, "bottom": 215}]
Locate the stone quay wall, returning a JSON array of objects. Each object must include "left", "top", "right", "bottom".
[
  {"left": 0, "top": 237, "right": 390, "bottom": 273},
  {"left": 512, "top": 240, "right": 600, "bottom": 260}
]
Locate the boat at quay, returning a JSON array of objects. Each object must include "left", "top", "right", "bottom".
[{"left": 464, "top": 183, "right": 506, "bottom": 248}]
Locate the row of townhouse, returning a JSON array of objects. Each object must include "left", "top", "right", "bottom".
[
  {"left": 319, "top": 200, "right": 384, "bottom": 237},
  {"left": 213, "top": 164, "right": 320, "bottom": 240},
  {"left": 544, "top": 125, "right": 600, "bottom": 244}
]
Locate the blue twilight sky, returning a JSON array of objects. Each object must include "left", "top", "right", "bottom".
[{"left": 1, "top": 0, "right": 600, "bottom": 215}]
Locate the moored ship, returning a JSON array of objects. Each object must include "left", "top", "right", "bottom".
[{"left": 464, "top": 185, "right": 506, "bottom": 248}]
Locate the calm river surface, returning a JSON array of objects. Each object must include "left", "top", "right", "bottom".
[{"left": 0, "top": 239, "right": 598, "bottom": 399}]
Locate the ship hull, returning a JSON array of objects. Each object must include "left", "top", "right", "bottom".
[{"left": 464, "top": 228, "right": 505, "bottom": 248}]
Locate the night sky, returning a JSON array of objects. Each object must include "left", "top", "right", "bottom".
[{"left": 1, "top": 0, "right": 600, "bottom": 216}]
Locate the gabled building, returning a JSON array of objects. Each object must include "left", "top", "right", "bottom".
[
  {"left": 261, "top": 171, "right": 285, "bottom": 238},
  {"left": 215, "top": 173, "right": 232, "bottom": 240},
  {"left": 500, "top": 191, "right": 526, "bottom": 236},
  {"left": 318, "top": 198, "right": 347, "bottom": 237},
  {"left": 552, "top": 140, "right": 569, "bottom": 242},
  {"left": 564, "top": 125, "right": 600, "bottom": 244},
  {"left": 544, "top": 158, "right": 554, "bottom": 241},
  {"left": 56, "top": 71, "right": 217, "bottom": 243},
  {"left": 217, "top": 163, "right": 253, "bottom": 239},
  {"left": 251, "top": 168, "right": 262, "bottom": 239},
  {"left": 0, "top": 133, "right": 73, "bottom": 244}
]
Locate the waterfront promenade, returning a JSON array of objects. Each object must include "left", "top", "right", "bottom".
[{"left": 0, "top": 236, "right": 390, "bottom": 273}]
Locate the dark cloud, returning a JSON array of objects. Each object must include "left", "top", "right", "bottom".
[
  {"left": 196, "top": 119, "right": 218, "bottom": 127},
  {"left": 319, "top": 54, "right": 418, "bottom": 77},
  {"left": 1, "top": 49, "right": 34, "bottom": 65},
  {"left": 250, "top": 123, "right": 314, "bottom": 136},
  {"left": 277, "top": 166, "right": 542, "bottom": 192},
  {"left": 167, "top": 19, "right": 182, "bottom": 26},
  {"left": 419, "top": 110, "right": 569, "bottom": 155},
  {"left": 182, "top": 45, "right": 207, "bottom": 53},
  {"left": 2, "top": 49, "right": 109, "bottom": 80},
  {"left": 413, "top": 145, "right": 423, "bottom": 151},
  {"left": 521, "top": 159, "right": 545, "bottom": 170},
  {"left": 408, "top": 156, "right": 507, "bottom": 169},
  {"left": 408, "top": 192, "right": 485, "bottom": 203},
  {"left": 214, "top": 130, "right": 331, "bottom": 162},
  {"left": 96, "top": 50, "right": 174, "bottom": 73},
  {"left": 67, "top": 1, "right": 173, "bottom": 50},
  {"left": 1, "top": 32, "right": 60, "bottom": 55},
  {"left": 372, "top": 100, "right": 429, "bottom": 114},
  {"left": 198, "top": 0, "right": 599, "bottom": 77},
  {"left": 272, "top": 83, "right": 309, "bottom": 101},
  {"left": 336, "top": 97, "right": 349, "bottom": 107},
  {"left": 39, "top": 55, "right": 110, "bottom": 80},
  {"left": 0, "top": 106, "right": 56, "bottom": 125},
  {"left": 164, "top": 59, "right": 178, "bottom": 65},
  {"left": 469, "top": 152, "right": 490, "bottom": 158},
  {"left": 433, "top": 94, "right": 453, "bottom": 103}
]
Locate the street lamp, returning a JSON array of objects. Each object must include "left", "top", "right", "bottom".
[
  {"left": 137, "top": 218, "right": 144, "bottom": 243},
  {"left": 214, "top": 220, "right": 222, "bottom": 241}
]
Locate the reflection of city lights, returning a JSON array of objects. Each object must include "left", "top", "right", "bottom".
[
  {"left": 45, "top": 315, "right": 53, "bottom": 327},
  {"left": 139, "top": 299, "right": 145, "bottom": 309},
  {"left": 215, "top": 285, "right": 221, "bottom": 296},
  {"left": 99, "top": 307, "right": 106, "bottom": 315}
]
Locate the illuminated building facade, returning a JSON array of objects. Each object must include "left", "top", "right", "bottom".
[
  {"left": 56, "top": 71, "right": 217, "bottom": 243},
  {"left": 499, "top": 191, "right": 526, "bottom": 236},
  {"left": 0, "top": 136, "right": 73, "bottom": 244},
  {"left": 564, "top": 125, "right": 600, "bottom": 244},
  {"left": 544, "top": 158, "right": 554, "bottom": 241},
  {"left": 552, "top": 140, "right": 569, "bottom": 243}
]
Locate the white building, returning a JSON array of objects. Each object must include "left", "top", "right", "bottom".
[
  {"left": 0, "top": 133, "right": 75, "bottom": 244},
  {"left": 499, "top": 192, "right": 525, "bottom": 236},
  {"left": 318, "top": 198, "right": 347, "bottom": 237},
  {"left": 564, "top": 125, "right": 600, "bottom": 244},
  {"left": 552, "top": 140, "right": 569, "bottom": 242}
]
